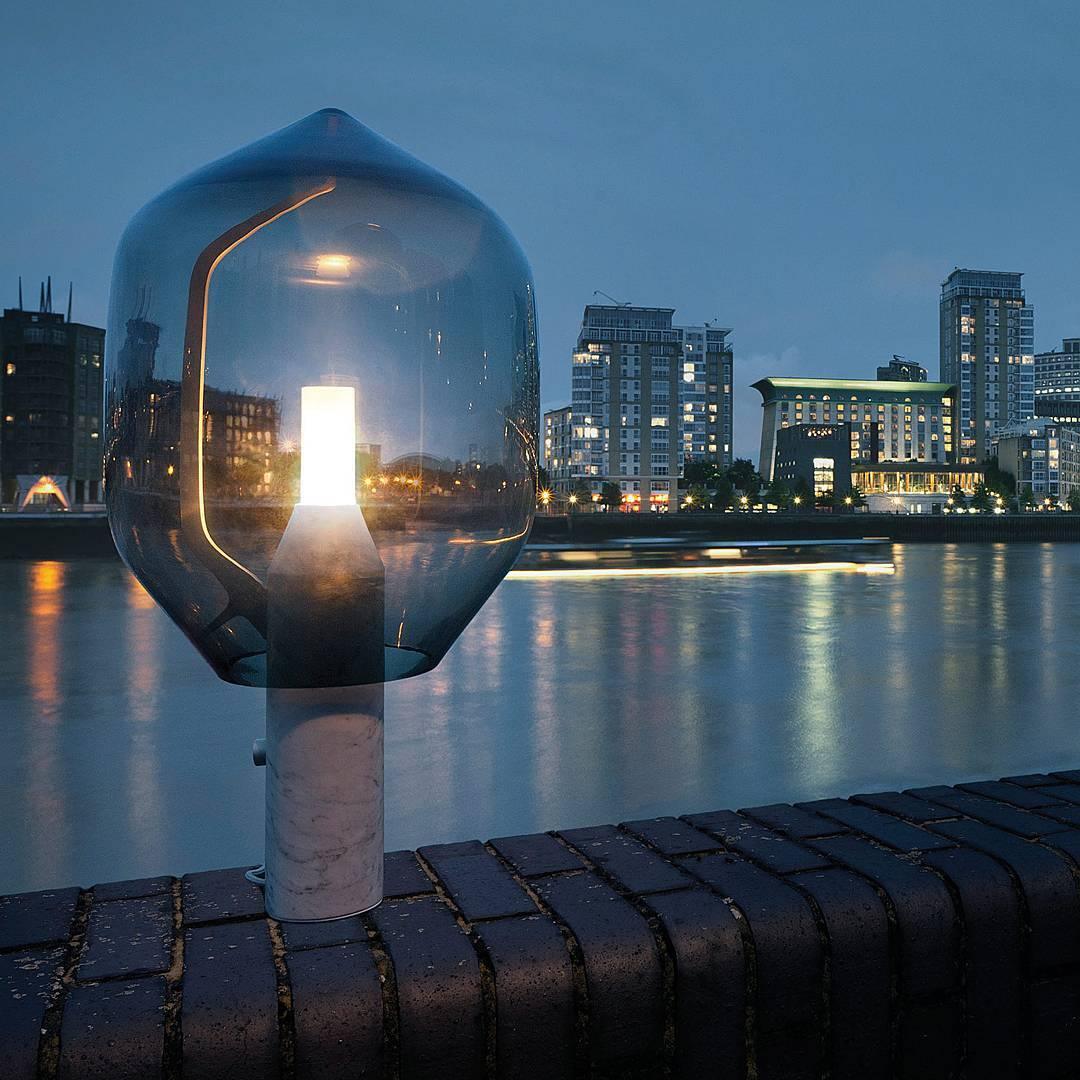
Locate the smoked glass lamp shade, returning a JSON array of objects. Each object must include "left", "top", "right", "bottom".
[{"left": 105, "top": 109, "right": 538, "bottom": 686}]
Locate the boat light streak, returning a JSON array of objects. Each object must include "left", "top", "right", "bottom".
[{"left": 506, "top": 561, "right": 896, "bottom": 581}]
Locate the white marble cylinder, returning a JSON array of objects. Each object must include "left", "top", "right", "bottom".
[
  {"left": 263, "top": 500, "right": 386, "bottom": 922},
  {"left": 264, "top": 683, "right": 384, "bottom": 921}
]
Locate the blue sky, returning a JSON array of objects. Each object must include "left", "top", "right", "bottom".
[{"left": 4, "top": 0, "right": 1080, "bottom": 463}]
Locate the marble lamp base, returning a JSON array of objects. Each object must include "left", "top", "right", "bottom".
[
  {"left": 262, "top": 501, "right": 387, "bottom": 922},
  {"left": 264, "top": 684, "right": 384, "bottom": 921}
]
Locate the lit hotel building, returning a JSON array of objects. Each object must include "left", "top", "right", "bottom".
[
  {"left": 753, "top": 375, "right": 957, "bottom": 483},
  {"left": 544, "top": 304, "right": 733, "bottom": 510},
  {"left": 940, "top": 269, "right": 1034, "bottom": 462},
  {"left": 773, "top": 423, "right": 981, "bottom": 513}
]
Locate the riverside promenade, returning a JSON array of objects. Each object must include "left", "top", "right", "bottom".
[{"left": 6, "top": 770, "right": 1080, "bottom": 1079}]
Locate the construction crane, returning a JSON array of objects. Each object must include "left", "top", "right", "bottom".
[{"left": 593, "top": 290, "right": 631, "bottom": 307}]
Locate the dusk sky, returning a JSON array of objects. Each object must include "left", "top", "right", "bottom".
[{"left": 4, "top": 0, "right": 1080, "bottom": 464}]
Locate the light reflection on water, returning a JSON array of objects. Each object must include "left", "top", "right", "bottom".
[{"left": 2, "top": 543, "right": 1080, "bottom": 893}]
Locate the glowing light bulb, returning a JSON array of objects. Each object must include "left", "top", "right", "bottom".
[
  {"left": 315, "top": 253, "right": 351, "bottom": 280},
  {"left": 300, "top": 386, "right": 356, "bottom": 506}
]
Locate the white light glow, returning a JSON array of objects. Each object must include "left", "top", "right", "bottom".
[
  {"left": 300, "top": 385, "right": 356, "bottom": 506},
  {"left": 506, "top": 561, "right": 895, "bottom": 581}
]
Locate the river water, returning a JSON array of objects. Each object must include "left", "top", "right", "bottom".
[{"left": 3, "top": 543, "right": 1080, "bottom": 893}]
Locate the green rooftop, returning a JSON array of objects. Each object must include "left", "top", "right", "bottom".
[{"left": 752, "top": 377, "right": 954, "bottom": 395}]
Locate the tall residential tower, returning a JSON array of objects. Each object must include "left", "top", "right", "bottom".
[
  {"left": 939, "top": 269, "right": 1034, "bottom": 462},
  {"left": 546, "top": 304, "right": 733, "bottom": 511}
]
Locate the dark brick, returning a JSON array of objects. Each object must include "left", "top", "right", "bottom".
[
  {"left": 384, "top": 849, "right": 435, "bottom": 899},
  {"left": 1030, "top": 974, "right": 1080, "bottom": 1079},
  {"left": 418, "top": 840, "right": 536, "bottom": 920},
  {"left": 959, "top": 779, "right": 1066, "bottom": 809},
  {"left": 621, "top": 816, "right": 723, "bottom": 856},
  {"left": 648, "top": 887, "right": 746, "bottom": 1079},
  {"left": 280, "top": 915, "right": 366, "bottom": 952},
  {"left": 182, "top": 920, "right": 278, "bottom": 1080},
  {"left": 1037, "top": 828, "right": 1080, "bottom": 873},
  {"left": 899, "top": 997, "right": 962, "bottom": 1080},
  {"left": 797, "top": 799, "right": 954, "bottom": 853},
  {"left": 181, "top": 867, "right": 265, "bottom": 926},
  {"left": 851, "top": 790, "right": 957, "bottom": 823},
  {"left": 685, "top": 810, "right": 829, "bottom": 874},
  {"left": 1037, "top": 783, "right": 1080, "bottom": 806},
  {"left": 738, "top": 801, "right": 848, "bottom": 839},
  {"left": 907, "top": 786, "right": 1069, "bottom": 839},
  {"left": 371, "top": 895, "right": 483, "bottom": 1079},
  {"left": 473, "top": 916, "right": 575, "bottom": 1080},
  {"left": 809, "top": 834, "right": 958, "bottom": 998},
  {"left": 91, "top": 876, "right": 173, "bottom": 902},
  {"left": 559, "top": 825, "right": 690, "bottom": 893},
  {"left": 681, "top": 852, "right": 822, "bottom": 1079},
  {"left": 791, "top": 868, "right": 891, "bottom": 1079},
  {"left": 1001, "top": 773, "right": 1058, "bottom": 787},
  {"left": 0, "top": 946, "right": 64, "bottom": 1080},
  {"left": 0, "top": 887, "right": 80, "bottom": 950},
  {"left": 921, "top": 846, "right": 1023, "bottom": 1079},
  {"left": 1035, "top": 803, "right": 1080, "bottom": 829},
  {"left": 488, "top": 832, "right": 583, "bottom": 877},
  {"left": 534, "top": 871, "right": 664, "bottom": 1074},
  {"left": 929, "top": 819, "right": 1080, "bottom": 972},
  {"left": 287, "top": 942, "right": 383, "bottom": 1080},
  {"left": 78, "top": 893, "right": 172, "bottom": 981},
  {"left": 58, "top": 976, "right": 166, "bottom": 1080}
]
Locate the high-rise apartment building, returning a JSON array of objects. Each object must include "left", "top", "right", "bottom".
[
  {"left": 1, "top": 280, "right": 105, "bottom": 507},
  {"left": 546, "top": 305, "right": 733, "bottom": 511},
  {"left": 939, "top": 269, "right": 1034, "bottom": 463}
]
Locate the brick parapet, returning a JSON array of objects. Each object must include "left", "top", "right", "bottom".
[{"left": 6, "top": 770, "right": 1080, "bottom": 1077}]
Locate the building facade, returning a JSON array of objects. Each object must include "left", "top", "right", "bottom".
[
  {"left": 1, "top": 285, "right": 105, "bottom": 507},
  {"left": 542, "top": 406, "right": 574, "bottom": 490},
  {"left": 772, "top": 421, "right": 980, "bottom": 512},
  {"left": 995, "top": 418, "right": 1080, "bottom": 501},
  {"left": 550, "top": 305, "right": 733, "bottom": 511},
  {"left": 753, "top": 376, "right": 956, "bottom": 483},
  {"left": 773, "top": 424, "right": 854, "bottom": 500},
  {"left": 1035, "top": 338, "right": 1080, "bottom": 406},
  {"left": 939, "top": 269, "right": 1035, "bottom": 463},
  {"left": 877, "top": 356, "right": 927, "bottom": 382}
]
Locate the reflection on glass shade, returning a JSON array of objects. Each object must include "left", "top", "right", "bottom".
[{"left": 106, "top": 109, "right": 539, "bottom": 686}]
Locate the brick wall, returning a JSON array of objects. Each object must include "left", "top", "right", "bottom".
[{"left": 6, "top": 770, "right": 1080, "bottom": 1078}]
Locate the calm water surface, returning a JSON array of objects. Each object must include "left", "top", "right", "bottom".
[{"left": 3, "top": 543, "right": 1080, "bottom": 893}]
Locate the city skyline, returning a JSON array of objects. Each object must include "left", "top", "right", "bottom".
[{"left": 4, "top": 3, "right": 1080, "bottom": 464}]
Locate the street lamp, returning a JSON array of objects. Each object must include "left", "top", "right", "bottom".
[{"left": 105, "top": 109, "right": 538, "bottom": 921}]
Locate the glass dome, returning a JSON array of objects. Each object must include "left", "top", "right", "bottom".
[{"left": 106, "top": 109, "right": 538, "bottom": 687}]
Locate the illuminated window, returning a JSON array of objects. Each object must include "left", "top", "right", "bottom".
[
  {"left": 4, "top": 363, "right": 14, "bottom": 376},
  {"left": 812, "top": 456, "right": 835, "bottom": 497}
]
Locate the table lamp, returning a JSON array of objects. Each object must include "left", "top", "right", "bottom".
[{"left": 105, "top": 109, "right": 538, "bottom": 920}]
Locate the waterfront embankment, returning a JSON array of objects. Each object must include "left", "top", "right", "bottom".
[
  {"left": 4, "top": 509, "right": 1080, "bottom": 559},
  {"left": 4, "top": 767, "right": 1080, "bottom": 1078}
]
